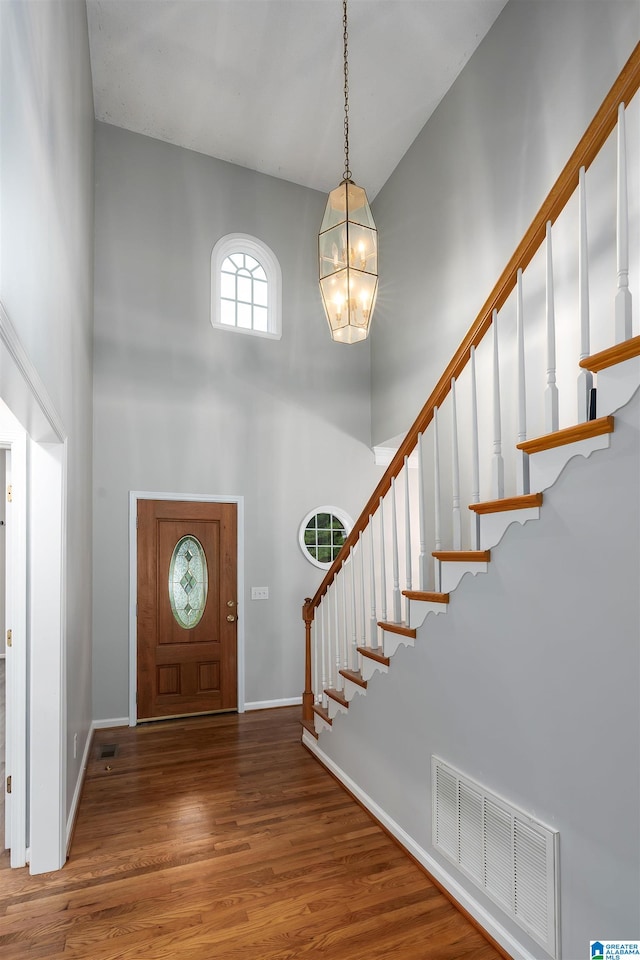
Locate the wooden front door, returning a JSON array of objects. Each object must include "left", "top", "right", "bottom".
[{"left": 137, "top": 499, "right": 237, "bottom": 720}]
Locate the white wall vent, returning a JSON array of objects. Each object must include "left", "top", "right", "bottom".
[{"left": 432, "top": 757, "right": 560, "bottom": 958}]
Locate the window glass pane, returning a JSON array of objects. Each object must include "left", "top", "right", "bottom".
[
  {"left": 237, "top": 302, "right": 252, "bottom": 329},
  {"left": 253, "top": 307, "right": 268, "bottom": 332},
  {"left": 237, "top": 276, "right": 252, "bottom": 304},
  {"left": 245, "top": 255, "right": 259, "bottom": 271},
  {"left": 317, "top": 513, "right": 331, "bottom": 529},
  {"left": 254, "top": 280, "right": 268, "bottom": 306},
  {"left": 229, "top": 254, "right": 244, "bottom": 269},
  {"left": 254, "top": 265, "right": 267, "bottom": 282},
  {"left": 220, "top": 272, "right": 236, "bottom": 299},
  {"left": 317, "top": 547, "right": 332, "bottom": 563},
  {"left": 220, "top": 299, "right": 236, "bottom": 326},
  {"left": 168, "top": 536, "right": 208, "bottom": 629},
  {"left": 317, "top": 530, "right": 331, "bottom": 546}
]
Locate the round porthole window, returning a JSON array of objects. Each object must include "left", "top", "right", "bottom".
[{"left": 298, "top": 506, "right": 353, "bottom": 570}]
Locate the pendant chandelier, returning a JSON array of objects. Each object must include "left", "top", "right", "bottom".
[{"left": 318, "top": 0, "right": 378, "bottom": 344}]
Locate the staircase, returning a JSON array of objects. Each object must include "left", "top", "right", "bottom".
[{"left": 299, "top": 43, "right": 640, "bottom": 960}]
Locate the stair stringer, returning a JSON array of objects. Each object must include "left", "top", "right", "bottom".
[{"left": 305, "top": 386, "right": 640, "bottom": 960}]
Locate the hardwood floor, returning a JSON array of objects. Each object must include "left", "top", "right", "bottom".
[{"left": 0, "top": 708, "right": 505, "bottom": 959}]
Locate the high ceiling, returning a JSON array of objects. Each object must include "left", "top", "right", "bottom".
[{"left": 87, "top": 0, "right": 507, "bottom": 199}]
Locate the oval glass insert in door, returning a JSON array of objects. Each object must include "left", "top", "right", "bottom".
[{"left": 168, "top": 535, "right": 208, "bottom": 628}]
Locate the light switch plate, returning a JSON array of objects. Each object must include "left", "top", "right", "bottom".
[{"left": 251, "top": 586, "right": 269, "bottom": 600}]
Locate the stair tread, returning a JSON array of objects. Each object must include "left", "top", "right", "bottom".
[
  {"left": 312, "top": 703, "right": 333, "bottom": 725},
  {"left": 357, "top": 646, "right": 391, "bottom": 666},
  {"left": 469, "top": 493, "right": 543, "bottom": 514},
  {"left": 516, "top": 416, "right": 614, "bottom": 454},
  {"left": 325, "top": 687, "right": 349, "bottom": 708},
  {"left": 432, "top": 550, "right": 491, "bottom": 562},
  {"left": 339, "top": 668, "right": 367, "bottom": 689},
  {"left": 377, "top": 620, "right": 417, "bottom": 638},
  {"left": 403, "top": 590, "right": 449, "bottom": 603},
  {"left": 579, "top": 335, "right": 640, "bottom": 372}
]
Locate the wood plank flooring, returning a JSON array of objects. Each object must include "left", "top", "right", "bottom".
[{"left": 0, "top": 707, "right": 505, "bottom": 959}]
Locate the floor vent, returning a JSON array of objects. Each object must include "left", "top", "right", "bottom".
[
  {"left": 432, "top": 757, "right": 559, "bottom": 958},
  {"left": 98, "top": 744, "right": 118, "bottom": 760}
]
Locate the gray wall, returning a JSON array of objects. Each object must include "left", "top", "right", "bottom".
[
  {"left": 0, "top": 0, "right": 94, "bottom": 814},
  {"left": 92, "top": 123, "right": 381, "bottom": 719},
  {"left": 371, "top": 0, "right": 640, "bottom": 445},
  {"left": 320, "top": 386, "right": 640, "bottom": 959}
]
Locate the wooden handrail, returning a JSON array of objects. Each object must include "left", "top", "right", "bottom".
[{"left": 306, "top": 41, "right": 640, "bottom": 617}]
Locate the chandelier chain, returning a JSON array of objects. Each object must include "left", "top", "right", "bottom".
[{"left": 342, "top": 0, "right": 351, "bottom": 182}]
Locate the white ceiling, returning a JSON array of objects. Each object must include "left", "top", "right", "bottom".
[{"left": 87, "top": 0, "right": 507, "bottom": 199}]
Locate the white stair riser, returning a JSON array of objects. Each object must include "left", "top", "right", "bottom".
[
  {"left": 438, "top": 560, "right": 488, "bottom": 594},
  {"left": 327, "top": 698, "right": 348, "bottom": 720},
  {"left": 313, "top": 713, "right": 332, "bottom": 735},
  {"left": 479, "top": 507, "right": 540, "bottom": 550},
  {"left": 360, "top": 655, "right": 389, "bottom": 682},
  {"left": 528, "top": 432, "right": 610, "bottom": 492},
  {"left": 595, "top": 357, "right": 640, "bottom": 416},
  {"left": 407, "top": 600, "right": 448, "bottom": 630},
  {"left": 342, "top": 677, "right": 367, "bottom": 701},
  {"left": 382, "top": 632, "right": 415, "bottom": 658}
]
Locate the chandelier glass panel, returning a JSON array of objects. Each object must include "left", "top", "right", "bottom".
[{"left": 318, "top": 0, "right": 378, "bottom": 343}]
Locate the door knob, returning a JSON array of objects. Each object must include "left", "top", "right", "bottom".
[
  {"left": 226, "top": 614, "right": 236, "bottom": 622},
  {"left": 227, "top": 600, "right": 236, "bottom": 607}
]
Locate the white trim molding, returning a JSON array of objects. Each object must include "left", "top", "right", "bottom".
[
  {"left": 245, "top": 697, "right": 302, "bottom": 711},
  {"left": 128, "top": 491, "right": 246, "bottom": 726}
]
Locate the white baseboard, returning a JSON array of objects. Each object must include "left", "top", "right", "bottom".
[
  {"left": 92, "top": 717, "right": 130, "bottom": 729},
  {"left": 303, "top": 732, "right": 539, "bottom": 960},
  {"left": 245, "top": 697, "right": 301, "bottom": 711},
  {"left": 65, "top": 717, "right": 130, "bottom": 852},
  {"left": 65, "top": 727, "right": 93, "bottom": 853}
]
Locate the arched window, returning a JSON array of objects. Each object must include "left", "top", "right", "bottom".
[{"left": 211, "top": 234, "right": 282, "bottom": 340}]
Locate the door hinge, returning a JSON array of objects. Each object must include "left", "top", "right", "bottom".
[
  {"left": 6, "top": 629, "right": 11, "bottom": 648},
  {"left": 6, "top": 485, "right": 12, "bottom": 503},
  {"left": 6, "top": 776, "right": 11, "bottom": 794}
]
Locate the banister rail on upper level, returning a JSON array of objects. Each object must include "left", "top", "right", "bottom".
[{"left": 304, "top": 40, "right": 640, "bottom": 621}]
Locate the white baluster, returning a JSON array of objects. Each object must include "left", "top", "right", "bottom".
[
  {"left": 615, "top": 102, "right": 632, "bottom": 342},
  {"left": 492, "top": 310, "right": 505, "bottom": 499},
  {"left": 451, "top": 378, "right": 462, "bottom": 550},
  {"left": 417, "top": 432, "right": 428, "bottom": 589},
  {"left": 379, "top": 496, "right": 387, "bottom": 621},
  {"left": 391, "top": 477, "right": 402, "bottom": 622},
  {"left": 359, "top": 531, "right": 367, "bottom": 648},
  {"left": 341, "top": 565, "right": 348, "bottom": 676},
  {"left": 334, "top": 584, "right": 341, "bottom": 691},
  {"left": 350, "top": 544, "right": 357, "bottom": 670},
  {"left": 369, "top": 516, "right": 377, "bottom": 641},
  {"left": 321, "top": 599, "right": 328, "bottom": 708},
  {"left": 516, "top": 268, "right": 530, "bottom": 494},
  {"left": 326, "top": 590, "right": 334, "bottom": 690},
  {"left": 577, "top": 167, "right": 593, "bottom": 422},
  {"left": 433, "top": 405, "right": 442, "bottom": 591},
  {"left": 470, "top": 348, "right": 480, "bottom": 549},
  {"left": 545, "top": 221, "right": 560, "bottom": 433},
  {"left": 404, "top": 456, "right": 412, "bottom": 622}
]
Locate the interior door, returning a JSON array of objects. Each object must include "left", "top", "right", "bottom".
[{"left": 137, "top": 499, "right": 237, "bottom": 720}]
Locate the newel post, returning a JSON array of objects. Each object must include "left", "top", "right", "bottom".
[{"left": 302, "top": 598, "right": 315, "bottom": 725}]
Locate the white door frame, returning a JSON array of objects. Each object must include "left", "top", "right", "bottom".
[
  {"left": 129, "top": 491, "right": 245, "bottom": 726},
  {"left": 0, "top": 418, "right": 27, "bottom": 867},
  {"left": 0, "top": 301, "right": 67, "bottom": 873}
]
